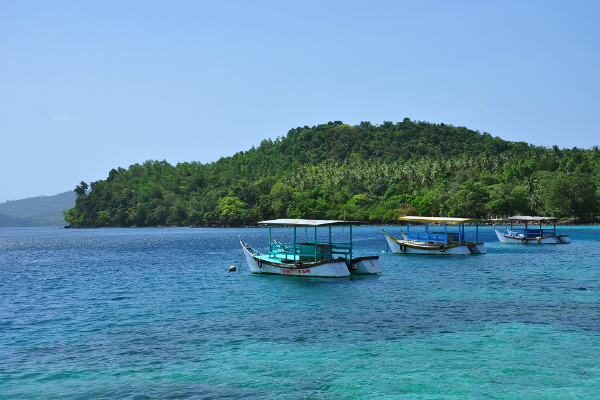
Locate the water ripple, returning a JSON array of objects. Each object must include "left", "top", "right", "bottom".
[{"left": 1, "top": 226, "right": 599, "bottom": 399}]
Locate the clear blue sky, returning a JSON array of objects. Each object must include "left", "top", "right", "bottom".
[{"left": 1, "top": 0, "right": 599, "bottom": 202}]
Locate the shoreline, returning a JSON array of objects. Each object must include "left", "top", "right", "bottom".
[{"left": 62, "top": 219, "right": 600, "bottom": 229}]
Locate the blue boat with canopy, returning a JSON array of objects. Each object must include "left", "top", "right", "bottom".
[
  {"left": 383, "top": 216, "right": 487, "bottom": 255},
  {"left": 493, "top": 216, "right": 571, "bottom": 244}
]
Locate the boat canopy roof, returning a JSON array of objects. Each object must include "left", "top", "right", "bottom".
[
  {"left": 398, "top": 216, "right": 485, "bottom": 224},
  {"left": 508, "top": 216, "right": 558, "bottom": 222},
  {"left": 259, "top": 219, "right": 359, "bottom": 227}
]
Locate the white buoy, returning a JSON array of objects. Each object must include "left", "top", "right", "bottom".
[
  {"left": 381, "top": 250, "right": 385, "bottom": 253},
  {"left": 229, "top": 265, "right": 236, "bottom": 272}
]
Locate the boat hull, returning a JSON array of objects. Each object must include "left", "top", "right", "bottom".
[
  {"left": 493, "top": 228, "right": 571, "bottom": 244},
  {"left": 350, "top": 256, "right": 383, "bottom": 274},
  {"left": 241, "top": 242, "right": 351, "bottom": 277},
  {"left": 383, "top": 230, "right": 485, "bottom": 255},
  {"left": 557, "top": 235, "right": 571, "bottom": 243},
  {"left": 467, "top": 243, "right": 487, "bottom": 254}
]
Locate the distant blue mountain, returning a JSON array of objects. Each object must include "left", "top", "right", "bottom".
[
  {"left": 0, "top": 214, "right": 40, "bottom": 227},
  {"left": 0, "top": 191, "right": 76, "bottom": 226}
]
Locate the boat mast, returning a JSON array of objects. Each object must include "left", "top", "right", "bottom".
[
  {"left": 349, "top": 224, "right": 353, "bottom": 262},
  {"left": 269, "top": 225, "right": 272, "bottom": 255},
  {"left": 314, "top": 226, "right": 318, "bottom": 261}
]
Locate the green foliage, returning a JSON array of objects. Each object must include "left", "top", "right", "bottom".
[
  {"left": 270, "top": 183, "right": 294, "bottom": 218},
  {"left": 63, "top": 120, "right": 600, "bottom": 227},
  {"left": 443, "top": 181, "right": 489, "bottom": 218},
  {"left": 74, "top": 181, "right": 88, "bottom": 197},
  {"left": 538, "top": 172, "right": 599, "bottom": 218}
]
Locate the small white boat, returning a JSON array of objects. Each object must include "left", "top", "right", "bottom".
[
  {"left": 383, "top": 216, "right": 487, "bottom": 255},
  {"left": 493, "top": 216, "right": 571, "bottom": 244},
  {"left": 241, "top": 219, "right": 383, "bottom": 277}
]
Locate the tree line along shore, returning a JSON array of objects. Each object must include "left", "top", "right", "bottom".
[{"left": 63, "top": 119, "right": 600, "bottom": 228}]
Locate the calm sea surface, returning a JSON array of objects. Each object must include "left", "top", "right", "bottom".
[{"left": 1, "top": 225, "right": 599, "bottom": 399}]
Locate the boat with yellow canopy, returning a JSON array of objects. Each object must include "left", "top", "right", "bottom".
[{"left": 383, "top": 216, "right": 487, "bottom": 255}]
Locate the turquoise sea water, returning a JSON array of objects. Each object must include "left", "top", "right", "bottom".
[{"left": 1, "top": 225, "right": 599, "bottom": 399}]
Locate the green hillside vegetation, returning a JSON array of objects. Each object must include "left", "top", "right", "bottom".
[
  {"left": 0, "top": 191, "right": 76, "bottom": 226},
  {"left": 63, "top": 119, "right": 600, "bottom": 227}
]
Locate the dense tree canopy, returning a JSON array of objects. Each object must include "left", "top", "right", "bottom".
[{"left": 64, "top": 120, "right": 600, "bottom": 227}]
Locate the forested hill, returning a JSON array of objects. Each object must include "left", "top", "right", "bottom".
[
  {"left": 0, "top": 191, "right": 76, "bottom": 226},
  {"left": 64, "top": 119, "right": 600, "bottom": 227}
]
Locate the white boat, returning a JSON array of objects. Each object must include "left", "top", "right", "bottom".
[
  {"left": 493, "top": 216, "right": 571, "bottom": 244},
  {"left": 241, "top": 219, "right": 383, "bottom": 277},
  {"left": 383, "top": 216, "right": 487, "bottom": 255}
]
